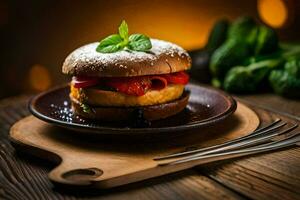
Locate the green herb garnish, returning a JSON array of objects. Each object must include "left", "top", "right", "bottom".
[
  {"left": 80, "top": 103, "right": 91, "bottom": 114},
  {"left": 96, "top": 20, "right": 152, "bottom": 53}
]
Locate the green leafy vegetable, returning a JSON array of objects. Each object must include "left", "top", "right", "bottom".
[
  {"left": 269, "top": 71, "right": 300, "bottom": 98},
  {"left": 224, "top": 66, "right": 257, "bottom": 92},
  {"left": 80, "top": 103, "right": 92, "bottom": 114},
  {"left": 228, "top": 16, "right": 257, "bottom": 46},
  {"left": 209, "top": 16, "right": 260, "bottom": 81},
  {"left": 96, "top": 20, "right": 152, "bottom": 53},
  {"left": 210, "top": 39, "right": 251, "bottom": 79},
  {"left": 243, "top": 50, "right": 283, "bottom": 66},
  {"left": 211, "top": 78, "right": 222, "bottom": 88},
  {"left": 96, "top": 34, "right": 123, "bottom": 53},
  {"left": 285, "top": 58, "right": 300, "bottom": 78},
  {"left": 269, "top": 58, "right": 300, "bottom": 98},
  {"left": 254, "top": 26, "right": 278, "bottom": 55},
  {"left": 205, "top": 16, "right": 300, "bottom": 98},
  {"left": 224, "top": 59, "right": 282, "bottom": 93},
  {"left": 118, "top": 20, "right": 129, "bottom": 40},
  {"left": 205, "top": 19, "right": 229, "bottom": 52},
  {"left": 128, "top": 34, "right": 152, "bottom": 51}
]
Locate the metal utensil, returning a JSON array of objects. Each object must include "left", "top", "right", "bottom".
[
  {"left": 158, "top": 133, "right": 300, "bottom": 166},
  {"left": 154, "top": 119, "right": 284, "bottom": 160},
  {"left": 155, "top": 119, "right": 299, "bottom": 166}
]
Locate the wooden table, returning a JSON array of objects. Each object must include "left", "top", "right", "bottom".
[{"left": 0, "top": 94, "right": 299, "bottom": 200}]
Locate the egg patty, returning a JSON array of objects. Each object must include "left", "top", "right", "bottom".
[{"left": 70, "top": 84, "right": 184, "bottom": 107}]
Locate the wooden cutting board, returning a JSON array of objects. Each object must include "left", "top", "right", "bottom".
[{"left": 10, "top": 102, "right": 260, "bottom": 189}]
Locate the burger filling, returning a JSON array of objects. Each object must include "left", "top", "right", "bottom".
[{"left": 70, "top": 71, "right": 189, "bottom": 107}]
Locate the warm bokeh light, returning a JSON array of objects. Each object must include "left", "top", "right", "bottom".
[
  {"left": 258, "top": 0, "right": 288, "bottom": 28},
  {"left": 50, "top": 1, "right": 257, "bottom": 51},
  {"left": 29, "top": 64, "right": 51, "bottom": 91}
]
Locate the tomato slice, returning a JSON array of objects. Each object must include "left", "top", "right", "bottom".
[
  {"left": 104, "top": 77, "right": 152, "bottom": 96},
  {"left": 72, "top": 76, "right": 99, "bottom": 88},
  {"left": 163, "top": 71, "right": 189, "bottom": 85}
]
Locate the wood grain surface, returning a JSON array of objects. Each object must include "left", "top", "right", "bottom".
[
  {"left": 0, "top": 93, "right": 300, "bottom": 199},
  {"left": 9, "top": 103, "right": 259, "bottom": 188}
]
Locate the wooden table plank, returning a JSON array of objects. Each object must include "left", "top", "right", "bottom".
[
  {"left": 237, "top": 94, "right": 300, "bottom": 119},
  {"left": 199, "top": 148, "right": 300, "bottom": 200}
]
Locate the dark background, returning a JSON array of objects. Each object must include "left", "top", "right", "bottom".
[{"left": 0, "top": 0, "right": 299, "bottom": 99}]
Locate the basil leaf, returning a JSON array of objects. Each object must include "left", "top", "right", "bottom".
[
  {"left": 96, "top": 34, "right": 123, "bottom": 53},
  {"left": 96, "top": 20, "right": 152, "bottom": 53},
  {"left": 118, "top": 20, "right": 128, "bottom": 40},
  {"left": 128, "top": 34, "right": 152, "bottom": 51}
]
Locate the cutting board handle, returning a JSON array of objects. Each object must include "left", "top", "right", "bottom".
[{"left": 48, "top": 160, "right": 103, "bottom": 186}]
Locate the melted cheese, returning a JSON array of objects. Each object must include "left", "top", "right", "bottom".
[{"left": 70, "top": 84, "right": 184, "bottom": 107}]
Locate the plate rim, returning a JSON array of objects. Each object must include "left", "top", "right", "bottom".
[{"left": 28, "top": 83, "right": 237, "bottom": 134}]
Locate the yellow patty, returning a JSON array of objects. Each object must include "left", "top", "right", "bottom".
[{"left": 70, "top": 84, "right": 184, "bottom": 107}]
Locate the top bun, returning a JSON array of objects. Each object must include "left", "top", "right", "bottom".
[{"left": 62, "top": 39, "right": 191, "bottom": 77}]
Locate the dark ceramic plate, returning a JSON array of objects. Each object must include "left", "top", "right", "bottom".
[{"left": 29, "top": 83, "right": 237, "bottom": 135}]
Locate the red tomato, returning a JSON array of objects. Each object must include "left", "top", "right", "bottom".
[
  {"left": 163, "top": 71, "right": 189, "bottom": 85},
  {"left": 104, "top": 77, "right": 152, "bottom": 96},
  {"left": 72, "top": 76, "right": 99, "bottom": 88}
]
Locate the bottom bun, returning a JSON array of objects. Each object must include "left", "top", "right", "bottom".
[{"left": 71, "top": 91, "right": 190, "bottom": 121}]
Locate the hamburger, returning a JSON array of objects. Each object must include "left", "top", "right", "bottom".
[{"left": 62, "top": 21, "right": 191, "bottom": 121}]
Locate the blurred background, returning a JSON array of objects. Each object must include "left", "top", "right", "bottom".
[{"left": 0, "top": 0, "right": 299, "bottom": 99}]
